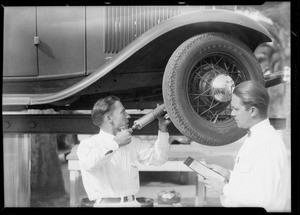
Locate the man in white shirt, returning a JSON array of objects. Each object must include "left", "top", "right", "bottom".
[
  {"left": 77, "top": 95, "right": 170, "bottom": 207},
  {"left": 203, "top": 80, "right": 289, "bottom": 212}
]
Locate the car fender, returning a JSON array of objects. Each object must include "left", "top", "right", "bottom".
[{"left": 3, "top": 9, "right": 271, "bottom": 106}]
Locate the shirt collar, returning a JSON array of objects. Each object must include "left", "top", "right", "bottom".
[
  {"left": 99, "top": 129, "right": 115, "bottom": 140},
  {"left": 249, "top": 118, "right": 270, "bottom": 135}
]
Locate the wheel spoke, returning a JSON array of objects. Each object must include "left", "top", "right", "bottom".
[
  {"left": 212, "top": 112, "right": 219, "bottom": 123},
  {"left": 203, "top": 59, "right": 221, "bottom": 75},
  {"left": 215, "top": 56, "right": 224, "bottom": 67},
  {"left": 191, "top": 94, "right": 201, "bottom": 101},
  {"left": 200, "top": 100, "right": 220, "bottom": 116},
  {"left": 191, "top": 103, "right": 207, "bottom": 107},
  {"left": 224, "top": 61, "right": 229, "bottom": 72},
  {"left": 225, "top": 105, "right": 233, "bottom": 116},
  {"left": 192, "top": 65, "right": 203, "bottom": 75},
  {"left": 190, "top": 93, "right": 211, "bottom": 101},
  {"left": 200, "top": 87, "right": 211, "bottom": 96},
  {"left": 195, "top": 72, "right": 212, "bottom": 86},
  {"left": 235, "top": 73, "right": 242, "bottom": 83}
]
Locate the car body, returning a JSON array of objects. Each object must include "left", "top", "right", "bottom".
[{"left": 2, "top": 6, "right": 283, "bottom": 145}]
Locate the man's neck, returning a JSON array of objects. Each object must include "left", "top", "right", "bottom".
[
  {"left": 248, "top": 117, "right": 267, "bottom": 129},
  {"left": 100, "top": 125, "right": 116, "bottom": 136}
]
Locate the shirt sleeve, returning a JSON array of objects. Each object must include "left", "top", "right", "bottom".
[
  {"left": 136, "top": 130, "right": 170, "bottom": 165},
  {"left": 77, "top": 138, "right": 119, "bottom": 171}
]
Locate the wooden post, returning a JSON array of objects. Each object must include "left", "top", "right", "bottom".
[
  {"left": 69, "top": 170, "right": 81, "bottom": 207},
  {"left": 195, "top": 174, "right": 206, "bottom": 207},
  {"left": 4, "top": 133, "right": 31, "bottom": 207}
]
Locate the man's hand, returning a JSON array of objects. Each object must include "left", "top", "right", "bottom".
[
  {"left": 205, "top": 163, "right": 230, "bottom": 179},
  {"left": 203, "top": 177, "right": 226, "bottom": 198},
  {"left": 113, "top": 128, "right": 133, "bottom": 147},
  {"left": 158, "top": 113, "right": 171, "bottom": 132}
]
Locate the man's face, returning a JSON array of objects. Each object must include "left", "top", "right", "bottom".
[
  {"left": 230, "top": 94, "right": 252, "bottom": 129},
  {"left": 108, "top": 101, "right": 130, "bottom": 131}
]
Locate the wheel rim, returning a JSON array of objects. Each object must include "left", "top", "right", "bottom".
[{"left": 187, "top": 53, "right": 247, "bottom": 124}]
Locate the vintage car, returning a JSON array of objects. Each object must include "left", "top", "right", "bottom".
[{"left": 2, "top": 6, "right": 283, "bottom": 146}]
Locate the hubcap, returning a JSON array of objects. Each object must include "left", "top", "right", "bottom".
[{"left": 210, "top": 74, "right": 235, "bottom": 102}]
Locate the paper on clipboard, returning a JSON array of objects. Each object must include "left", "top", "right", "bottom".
[{"left": 183, "top": 156, "right": 226, "bottom": 182}]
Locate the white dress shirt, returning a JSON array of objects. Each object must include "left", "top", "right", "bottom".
[
  {"left": 221, "top": 119, "right": 289, "bottom": 212},
  {"left": 77, "top": 130, "right": 169, "bottom": 201}
]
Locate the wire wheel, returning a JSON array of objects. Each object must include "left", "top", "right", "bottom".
[{"left": 163, "top": 32, "right": 264, "bottom": 146}]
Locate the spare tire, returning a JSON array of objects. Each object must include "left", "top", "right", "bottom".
[{"left": 163, "top": 32, "right": 264, "bottom": 146}]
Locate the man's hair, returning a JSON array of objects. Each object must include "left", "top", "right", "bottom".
[
  {"left": 91, "top": 95, "right": 120, "bottom": 127},
  {"left": 233, "top": 80, "right": 269, "bottom": 118}
]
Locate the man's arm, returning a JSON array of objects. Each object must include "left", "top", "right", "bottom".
[
  {"left": 137, "top": 115, "right": 171, "bottom": 165},
  {"left": 202, "top": 163, "right": 230, "bottom": 198}
]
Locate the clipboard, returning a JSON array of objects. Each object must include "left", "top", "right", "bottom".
[{"left": 183, "top": 156, "right": 226, "bottom": 182}]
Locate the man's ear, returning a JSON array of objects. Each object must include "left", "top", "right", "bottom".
[
  {"left": 250, "top": 106, "right": 258, "bottom": 117},
  {"left": 105, "top": 114, "right": 113, "bottom": 124}
]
